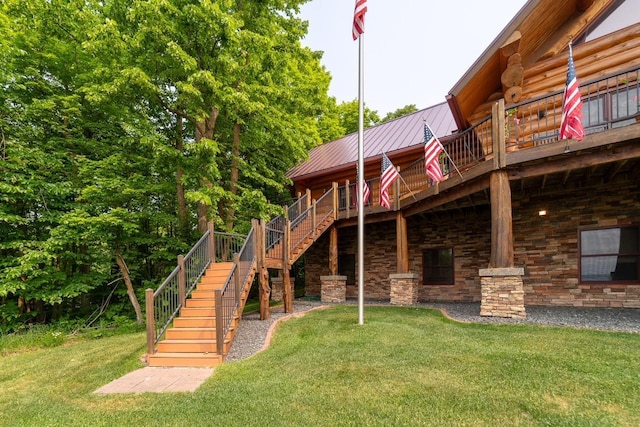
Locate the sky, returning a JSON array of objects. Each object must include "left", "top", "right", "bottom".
[{"left": 299, "top": 0, "right": 529, "bottom": 116}]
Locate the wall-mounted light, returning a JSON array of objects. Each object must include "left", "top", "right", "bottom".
[{"left": 538, "top": 210, "right": 547, "bottom": 216}]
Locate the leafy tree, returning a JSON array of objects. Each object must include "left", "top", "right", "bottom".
[
  {"left": 336, "top": 99, "right": 380, "bottom": 135},
  {"left": 381, "top": 104, "right": 419, "bottom": 123}
]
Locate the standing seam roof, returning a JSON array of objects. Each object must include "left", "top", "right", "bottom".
[{"left": 287, "top": 102, "right": 456, "bottom": 180}]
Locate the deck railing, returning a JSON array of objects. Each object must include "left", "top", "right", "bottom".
[
  {"left": 215, "top": 226, "right": 255, "bottom": 355},
  {"left": 334, "top": 65, "right": 640, "bottom": 211},
  {"left": 145, "top": 225, "right": 252, "bottom": 356},
  {"left": 505, "top": 65, "right": 640, "bottom": 150}
]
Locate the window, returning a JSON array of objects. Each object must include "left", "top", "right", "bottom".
[
  {"left": 423, "top": 248, "right": 454, "bottom": 285},
  {"left": 338, "top": 254, "right": 356, "bottom": 285},
  {"left": 580, "top": 226, "right": 640, "bottom": 282}
]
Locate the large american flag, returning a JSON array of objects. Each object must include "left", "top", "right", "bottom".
[
  {"left": 379, "top": 152, "right": 399, "bottom": 210},
  {"left": 423, "top": 123, "right": 444, "bottom": 182},
  {"left": 352, "top": 0, "right": 367, "bottom": 40},
  {"left": 559, "top": 43, "right": 584, "bottom": 141}
]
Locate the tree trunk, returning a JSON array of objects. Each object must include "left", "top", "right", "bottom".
[
  {"left": 176, "top": 115, "right": 188, "bottom": 236},
  {"left": 225, "top": 121, "right": 241, "bottom": 230},
  {"left": 195, "top": 107, "right": 220, "bottom": 234},
  {"left": 115, "top": 250, "right": 143, "bottom": 324}
]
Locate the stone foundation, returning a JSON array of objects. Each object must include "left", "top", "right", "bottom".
[
  {"left": 389, "top": 273, "right": 420, "bottom": 305},
  {"left": 479, "top": 268, "right": 526, "bottom": 318},
  {"left": 320, "top": 275, "right": 347, "bottom": 303},
  {"left": 271, "top": 277, "right": 283, "bottom": 302}
]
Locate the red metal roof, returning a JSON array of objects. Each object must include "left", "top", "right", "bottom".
[{"left": 287, "top": 102, "right": 456, "bottom": 180}]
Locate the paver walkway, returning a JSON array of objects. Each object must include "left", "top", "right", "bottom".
[{"left": 94, "top": 367, "right": 213, "bottom": 394}]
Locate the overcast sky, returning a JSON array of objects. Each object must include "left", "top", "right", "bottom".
[{"left": 299, "top": 0, "right": 528, "bottom": 116}]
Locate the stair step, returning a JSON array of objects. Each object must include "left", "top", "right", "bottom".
[
  {"left": 157, "top": 339, "right": 218, "bottom": 353},
  {"left": 180, "top": 307, "right": 216, "bottom": 317},
  {"left": 166, "top": 327, "right": 216, "bottom": 340},
  {"left": 185, "top": 298, "right": 215, "bottom": 308},
  {"left": 147, "top": 352, "right": 223, "bottom": 367},
  {"left": 191, "top": 289, "right": 217, "bottom": 299},
  {"left": 173, "top": 317, "right": 216, "bottom": 328}
]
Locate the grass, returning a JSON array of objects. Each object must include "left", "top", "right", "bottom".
[{"left": 1, "top": 305, "right": 639, "bottom": 426}]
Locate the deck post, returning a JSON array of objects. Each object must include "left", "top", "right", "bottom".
[
  {"left": 396, "top": 211, "right": 409, "bottom": 273},
  {"left": 177, "top": 255, "right": 186, "bottom": 308},
  {"left": 329, "top": 226, "right": 338, "bottom": 275},
  {"left": 234, "top": 253, "right": 241, "bottom": 307},
  {"left": 492, "top": 99, "right": 507, "bottom": 169},
  {"left": 207, "top": 221, "right": 215, "bottom": 263},
  {"left": 283, "top": 219, "right": 292, "bottom": 313},
  {"left": 306, "top": 189, "right": 312, "bottom": 209},
  {"left": 312, "top": 200, "right": 317, "bottom": 239},
  {"left": 215, "top": 289, "right": 224, "bottom": 355},
  {"left": 489, "top": 170, "right": 514, "bottom": 268},
  {"left": 394, "top": 166, "right": 401, "bottom": 210},
  {"left": 332, "top": 182, "right": 338, "bottom": 220},
  {"left": 145, "top": 288, "right": 155, "bottom": 357},
  {"left": 258, "top": 220, "right": 270, "bottom": 320},
  {"left": 344, "top": 180, "right": 351, "bottom": 219}
]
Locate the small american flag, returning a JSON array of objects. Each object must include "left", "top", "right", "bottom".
[
  {"left": 352, "top": 0, "right": 367, "bottom": 40},
  {"left": 559, "top": 43, "right": 584, "bottom": 141},
  {"left": 356, "top": 167, "right": 370, "bottom": 207},
  {"left": 379, "top": 153, "right": 399, "bottom": 209},
  {"left": 424, "top": 123, "right": 444, "bottom": 182}
]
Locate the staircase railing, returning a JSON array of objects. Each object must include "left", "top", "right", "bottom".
[
  {"left": 215, "top": 226, "right": 256, "bottom": 355},
  {"left": 145, "top": 223, "right": 252, "bottom": 356}
]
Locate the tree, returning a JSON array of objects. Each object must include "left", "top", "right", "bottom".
[
  {"left": 381, "top": 104, "right": 419, "bottom": 123},
  {"left": 336, "top": 99, "right": 380, "bottom": 135}
]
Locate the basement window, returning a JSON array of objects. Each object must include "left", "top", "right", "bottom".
[
  {"left": 338, "top": 254, "right": 356, "bottom": 286},
  {"left": 579, "top": 226, "right": 640, "bottom": 282},
  {"left": 422, "top": 248, "right": 454, "bottom": 285}
]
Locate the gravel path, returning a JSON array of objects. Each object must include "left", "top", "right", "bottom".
[{"left": 225, "top": 300, "right": 640, "bottom": 362}]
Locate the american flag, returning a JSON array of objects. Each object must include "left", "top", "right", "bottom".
[
  {"left": 423, "top": 123, "right": 444, "bottom": 182},
  {"left": 379, "top": 153, "right": 399, "bottom": 209},
  {"left": 352, "top": 0, "right": 367, "bottom": 40},
  {"left": 559, "top": 43, "right": 584, "bottom": 141},
  {"left": 356, "top": 167, "right": 370, "bottom": 208}
]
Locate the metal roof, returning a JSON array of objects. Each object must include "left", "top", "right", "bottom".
[{"left": 287, "top": 102, "right": 456, "bottom": 180}]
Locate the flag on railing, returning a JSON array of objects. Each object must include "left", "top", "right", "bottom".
[
  {"left": 379, "top": 153, "right": 399, "bottom": 209},
  {"left": 559, "top": 43, "right": 584, "bottom": 141},
  {"left": 424, "top": 122, "right": 444, "bottom": 182},
  {"left": 360, "top": 179, "right": 370, "bottom": 207},
  {"left": 352, "top": 0, "right": 367, "bottom": 40}
]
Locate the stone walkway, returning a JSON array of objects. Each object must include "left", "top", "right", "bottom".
[{"left": 93, "top": 367, "right": 214, "bottom": 394}]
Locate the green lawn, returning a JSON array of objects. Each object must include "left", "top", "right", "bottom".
[{"left": 1, "top": 306, "right": 639, "bottom": 426}]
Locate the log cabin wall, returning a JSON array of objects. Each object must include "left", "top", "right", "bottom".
[{"left": 468, "top": 21, "right": 640, "bottom": 128}]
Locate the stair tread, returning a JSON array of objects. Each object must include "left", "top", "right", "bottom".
[{"left": 149, "top": 352, "right": 220, "bottom": 358}]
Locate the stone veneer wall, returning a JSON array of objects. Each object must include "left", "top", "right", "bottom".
[
  {"left": 303, "top": 181, "right": 640, "bottom": 308},
  {"left": 512, "top": 181, "right": 640, "bottom": 308}
]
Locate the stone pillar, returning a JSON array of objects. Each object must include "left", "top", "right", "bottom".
[
  {"left": 320, "top": 275, "right": 347, "bottom": 303},
  {"left": 479, "top": 267, "right": 526, "bottom": 318},
  {"left": 389, "top": 273, "right": 420, "bottom": 305},
  {"left": 271, "top": 276, "right": 284, "bottom": 302}
]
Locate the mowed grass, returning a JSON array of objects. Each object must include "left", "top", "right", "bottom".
[{"left": 1, "top": 305, "right": 639, "bottom": 426}]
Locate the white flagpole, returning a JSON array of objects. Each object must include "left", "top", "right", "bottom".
[{"left": 357, "top": 34, "right": 365, "bottom": 326}]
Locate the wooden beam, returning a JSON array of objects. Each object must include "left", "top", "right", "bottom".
[
  {"left": 329, "top": 226, "right": 338, "bottom": 275},
  {"left": 283, "top": 268, "right": 292, "bottom": 314},
  {"left": 396, "top": 212, "right": 408, "bottom": 273},
  {"left": 489, "top": 170, "right": 514, "bottom": 268}
]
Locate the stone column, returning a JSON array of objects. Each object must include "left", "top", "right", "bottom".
[
  {"left": 271, "top": 276, "right": 284, "bottom": 302},
  {"left": 389, "top": 273, "right": 420, "bottom": 305},
  {"left": 320, "top": 275, "right": 347, "bottom": 303},
  {"left": 479, "top": 267, "right": 526, "bottom": 318}
]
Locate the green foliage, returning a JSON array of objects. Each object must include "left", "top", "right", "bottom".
[
  {"left": 336, "top": 99, "right": 381, "bottom": 135},
  {"left": 0, "top": 0, "right": 331, "bottom": 330},
  {"left": 381, "top": 104, "right": 419, "bottom": 123}
]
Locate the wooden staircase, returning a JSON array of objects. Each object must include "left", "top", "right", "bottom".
[{"left": 147, "top": 262, "right": 239, "bottom": 367}]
